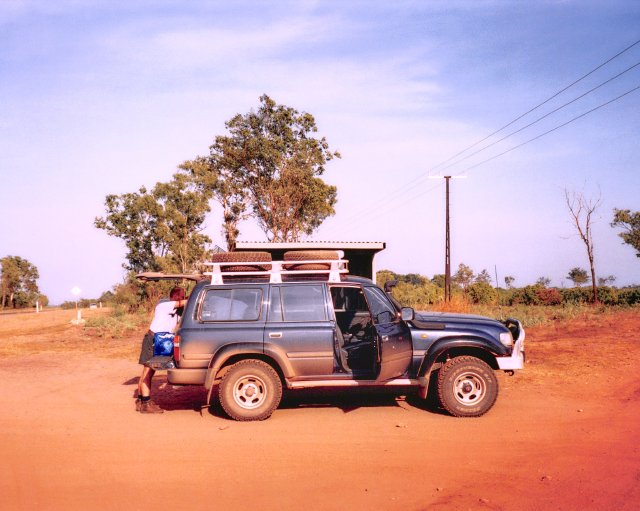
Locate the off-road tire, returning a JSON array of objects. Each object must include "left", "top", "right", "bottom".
[
  {"left": 283, "top": 250, "right": 339, "bottom": 271},
  {"left": 436, "top": 356, "right": 498, "bottom": 417},
  {"left": 218, "top": 360, "right": 283, "bottom": 421},
  {"left": 210, "top": 252, "right": 272, "bottom": 271}
]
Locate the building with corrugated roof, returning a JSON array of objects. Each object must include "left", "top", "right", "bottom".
[{"left": 235, "top": 241, "right": 385, "bottom": 281}]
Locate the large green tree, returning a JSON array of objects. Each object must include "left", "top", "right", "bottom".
[
  {"left": 611, "top": 209, "right": 640, "bottom": 258},
  {"left": 179, "top": 157, "right": 248, "bottom": 252},
  {"left": 151, "top": 172, "right": 213, "bottom": 272},
  {"left": 95, "top": 172, "right": 212, "bottom": 273},
  {"left": 196, "top": 94, "right": 340, "bottom": 244},
  {"left": 1, "top": 256, "right": 40, "bottom": 308}
]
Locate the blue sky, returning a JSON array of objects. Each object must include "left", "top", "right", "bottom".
[{"left": 1, "top": 1, "right": 639, "bottom": 304}]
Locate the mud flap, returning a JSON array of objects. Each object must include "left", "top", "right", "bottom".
[{"left": 418, "top": 376, "right": 429, "bottom": 399}]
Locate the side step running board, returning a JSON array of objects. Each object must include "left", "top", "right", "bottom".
[{"left": 288, "top": 378, "right": 419, "bottom": 389}]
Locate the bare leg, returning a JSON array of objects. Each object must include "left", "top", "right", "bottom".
[{"left": 138, "top": 366, "right": 155, "bottom": 398}]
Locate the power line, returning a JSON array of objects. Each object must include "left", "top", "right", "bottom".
[
  {"left": 462, "top": 84, "right": 640, "bottom": 174},
  {"left": 339, "top": 38, "right": 640, "bottom": 227},
  {"left": 340, "top": 82, "right": 640, "bottom": 237},
  {"left": 429, "top": 37, "right": 640, "bottom": 173},
  {"left": 338, "top": 180, "right": 443, "bottom": 238},
  {"left": 436, "top": 60, "right": 640, "bottom": 174}
]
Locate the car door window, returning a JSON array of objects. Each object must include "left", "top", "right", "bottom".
[
  {"left": 280, "top": 285, "right": 326, "bottom": 322},
  {"left": 363, "top": 287, "right": 397, "bottom": 324}
]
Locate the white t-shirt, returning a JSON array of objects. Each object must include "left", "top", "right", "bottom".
[{"left": 149, "top": 300, "right": 181, "bottom": 333}]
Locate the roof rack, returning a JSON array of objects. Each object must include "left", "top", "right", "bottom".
[{"left": 203, "top": 258, "right": 349, "bottom": 285}]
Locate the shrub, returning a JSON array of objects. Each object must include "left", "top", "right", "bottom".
[
  {"left": 468, "top": 282, "right": 498, "bottom": 305},
  {"left": 596, "top": 286, "right": 618, "bottom": 305},
  {"left": 510, "top": 285, "right": 542, "bottom": 306},
  {"left": 535, "top": 287, "right": 563, "bottom": 306},
  {"left": 392, "top": 281, "right": 441, "bottom": 309},
  {"left": 619, "top": 287, "right": 640, "bottom": 305},
  {"left": 561, "top": 287, "right": 591, "bottom": 305}
]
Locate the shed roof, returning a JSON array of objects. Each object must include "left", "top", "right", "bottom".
[{"left": 236, "top": 241, "right": 385, "bottom": 251}]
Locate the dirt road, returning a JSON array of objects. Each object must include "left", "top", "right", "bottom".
[{"left": 1, "top": 309, "right": 639, "bottom": 510}]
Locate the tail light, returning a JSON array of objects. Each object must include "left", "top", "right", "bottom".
[{"left": 173, "top": 334, "right": 181, "bottom": 364}]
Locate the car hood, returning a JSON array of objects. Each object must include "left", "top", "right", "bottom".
[
  {"left": 415, "top": 311, "right": 500, "bottom": 324},
  {"left": 412, "top": 311, "right": 509, "bottom": 334}
]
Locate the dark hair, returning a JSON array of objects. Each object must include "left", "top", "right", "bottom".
[{"left": 170, "top": 287, "right": 185, "bottom": 301}]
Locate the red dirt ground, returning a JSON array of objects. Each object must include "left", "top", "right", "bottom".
[{"left": 1, "top": 309, "right": 639, "bottom": 510}]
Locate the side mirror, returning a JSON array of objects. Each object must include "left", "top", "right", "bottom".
[
  {"left": 400, "top": 307, "right": 415, "bottom": 322},
  {"left": 384, "top": 280, "right": 398, "bottom": 293}
]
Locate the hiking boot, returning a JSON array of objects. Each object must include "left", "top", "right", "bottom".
[
  {"left": 135, "top": 398, "right": 142, "bottom": 412},
  {"left": 139, "top": 399, "right": 164, "bottom": 414}
]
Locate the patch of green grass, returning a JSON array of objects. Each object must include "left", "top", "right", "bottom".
[
  {"left": 84, "top": 307, "right": 149, "bottom": 338},
  {"left": 470, "top": 303, "right": 628, "bottom": 328}
]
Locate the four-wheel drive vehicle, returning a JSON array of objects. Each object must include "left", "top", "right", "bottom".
[{"left": 140, "top": 252, "right": 524, "bottom": 421}]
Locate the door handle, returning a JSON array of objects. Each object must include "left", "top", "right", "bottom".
[{"left": 269, "top": 332, "right": 283, "bottom": 339}]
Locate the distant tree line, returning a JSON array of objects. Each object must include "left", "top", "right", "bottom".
[{"left": 377, "top": 263, "right": 640, "bottom": 310}]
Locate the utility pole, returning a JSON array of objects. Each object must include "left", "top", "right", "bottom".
[
  {"left": 445, "top": 176, "right": 451, "bottom": 302},
  {"left": 430, "top": 175, "right": 466, "bottom": 302}
]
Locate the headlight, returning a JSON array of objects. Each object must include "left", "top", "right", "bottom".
[{"left": 499, "top": 331, "right": 514, "bottom": 348}]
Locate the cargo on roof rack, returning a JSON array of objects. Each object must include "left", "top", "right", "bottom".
[{"left": 203, "top": 257, "right": 349, "bottom": 284}]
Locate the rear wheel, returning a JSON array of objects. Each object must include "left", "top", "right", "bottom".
[
  {"left": 437, "top": 356, "right": 498, "bottom": 417},
  {"left": 218, "top": 360, "right": 282, "bottom": 421}
]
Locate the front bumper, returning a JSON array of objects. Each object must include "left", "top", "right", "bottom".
[{"left": 496, "top": 320, "right": 525, "bottom": 370}]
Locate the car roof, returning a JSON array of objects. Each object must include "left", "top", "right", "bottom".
[{"left": 192, "top": 274, "right": 376, "bottom": 289}]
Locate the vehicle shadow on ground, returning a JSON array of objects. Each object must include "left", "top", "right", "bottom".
[
  {"left": 279, "top": 387, "right": 412, "bottom": 413},
  {"left": 277, "top": 385, "right": 450, "bottom": 417},
  {"left": 123, "top": 375, "right": 449, "bottom": 418}
]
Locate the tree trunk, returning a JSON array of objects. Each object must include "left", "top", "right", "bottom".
[{"left": 589, "top": 257, "right": 598, "bottom": 304}]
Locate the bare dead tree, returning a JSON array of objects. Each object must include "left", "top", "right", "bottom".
[{"left": 565, "top": 189, "right": 601, "bottom": 303}]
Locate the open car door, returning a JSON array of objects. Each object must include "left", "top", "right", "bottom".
[{"left": 363, "top": 286, "right": 413, "bottom": 381}]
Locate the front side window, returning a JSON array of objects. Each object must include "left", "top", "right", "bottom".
[
  {"left": 330, "top": 286, "right": 369, "bottom": 313},
  {"left": 363, "top": 286, "right": 397, "bottom": 324},
  {"left": 200, "top": 288, "right": 262, "bottom": 321},
  {"left": 280, "top": 285, "right": 327, "bottom": 322}
]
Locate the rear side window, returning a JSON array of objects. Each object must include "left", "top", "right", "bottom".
[
  {"left": 279, "top": 285, "right": 327, "bottom": 322},
  {"left": 200, "top": 288, "right": 262, "bottom": 321}
]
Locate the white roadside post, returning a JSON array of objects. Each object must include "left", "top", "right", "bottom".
[{"left": 71, "top": 286, "right": 82, "bottom": 322}]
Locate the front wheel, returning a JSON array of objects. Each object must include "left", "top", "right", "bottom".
[
  {"left": 218, "top": 360, "right": 283, "bottom": 421},
  {"left": 437, "top": 356, "right": 498, "bottom": 417}
]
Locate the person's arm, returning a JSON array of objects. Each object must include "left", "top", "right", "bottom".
[{"left": 172, "top": 299, "right": 188, "bottom": 309}]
